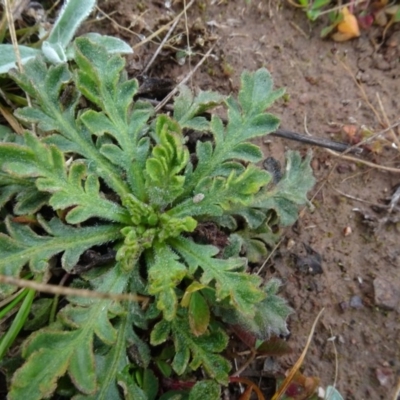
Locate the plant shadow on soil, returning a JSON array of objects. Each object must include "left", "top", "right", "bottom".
[{"left": 89, "top": 1, "right": 400, "bottom": 398}]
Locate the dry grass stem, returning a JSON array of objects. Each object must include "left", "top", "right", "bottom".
[
  {"left": 0, "top": 275, "right": 148, "bottom": 303},
  {"left": 353, "top": 121, "right": 400, "bottom": 149},
  {"left": 326, "top": 148, "right": 400, "bottom": 173},
  {"left": 331, "top": 185, "right": 381, "bottom": 206},
  {"left": 256, "top": 237, "right": 284, "bottom": 276},
  {"left": 0, "top": 287, "right": 25, "bottom": 308},
  {"left": 337, "top": 56, "right": 383, "bottom": 126},
  {"left": 289, "top": 21, "right": 309, "bottom": 39},
  {"left": 0, "top": 103, "right": 23, "bottom": 134},
  {"left": 393, "top": 377, "right": 400, "bottom": 400},
  {"left": 231, "top": 349, "right": 257, "bottom": 377},
  {"left": 95, "top": 6, "right": 149, "bottom": 42},
  {"left": 142, "top": 15, "right": 180, "bottom": 74},
  {"left": 4, "top": 0, "right": 23, "bottom": 72},
  {"left": 154, "top": 43, "right": 216, "bottom": 113},
  {"left": 328, "top": 327, "right": 339, "bottom": 387},
  {"left": 4, "top": 0, "right": 36, "bottom": 134},
  {"left": 132, "top": 0, "right": 195, "bottom": 50},
  {"left": 183, "top": 0, "right": 193, "bottom": 88},
  {"left": 376, "top": 93, "right": 400, "bottom": 151},
  {"left": 271, "top": 307, "right": 325, "bottom": 400}
]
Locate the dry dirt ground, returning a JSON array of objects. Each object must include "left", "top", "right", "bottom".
[{"left": 86, "top": 1, "right": 399, "bottom": 398}]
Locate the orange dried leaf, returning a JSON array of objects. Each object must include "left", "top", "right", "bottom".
[
  {"left": 333, "top": 6, "right": 360, "bottom": 41},
  {"left": 230, "top": 377, "right": 266, "bottom": 400},
  {"left": 342, "top": 124, "right": 358, "bottom": 138}
]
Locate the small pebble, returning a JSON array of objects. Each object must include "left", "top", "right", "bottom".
[
  {"left": 343, "top": 226, "right": 352, "bottom": 236},
  {"left": 299, "top": 93, "right": 310, "bottom": 105},
  {"left": 311, "top": 158, "right": 319, "bottom": 171},
  {"left": 339, "top": 301, "right": 349, "bottom": 312},
  {"left": 375, "top": 367, "right": 392, "bottom": 387},
  {"left": 373, "top": 278, "right": 400, "bottom": 311},
  {"left": 287, "top": 238, "right": 296, "bottom": 250},
  {"left": 350, "top": 295, "right": 363, "bottom": 309}
]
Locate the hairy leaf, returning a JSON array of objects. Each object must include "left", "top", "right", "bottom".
[
  {"left": 0, "top": 216, "right": 121, "bottom": 297},
  {"left": 147, "top": 243, "right": 188, "bottom": 321},
  {"left": 188, "top": 291, "right": 210, "bottom": 337},
  {"left": 189, "top": 380, "right": 220, "bottom": 400},
  {"left": 231, "top": 215, "right": 280, "bottom": 263},
  {"left": 76, "top": 38, "right": 153, "bottom": 199},
  {"left": 0, "top": 45, "right": 40, "bottom": 74},
  {"left": 168, "top": 164, "right": 270, "bottom": 221},
  {"left": 252, "top": 151, "right": 315, "bottom": 225},
  {"left": 9, "top": 266, "right": 129, "bottom": 400},
  {"left": 222, "top": 278, "right": 293, "bottom": 339},
  {"left": 46, "top": 0, "right": 96, "bottom": 50},
  {"left": 145, "top": 115, "right": 189, "bottom": 206},
  {"left": 181, "top": 69, "right": 283, "bottom": 197},
  {"left": 0, "top": 132, "right": 129, "bottom": 224},
  {"left": 154, "top": 311, "right": 230, "bottom": 383},
  {"left": 9, "top": 51, "right": 130, "bottom": 197},
  {"left": 1, "top": 40, "right": 315, "bottom": 399},
  {"left": 174, "top": 85, "right": 224, "bottom": 131},
  {"left": 171, "top": 237, "right": 265, "bottom": 317}
]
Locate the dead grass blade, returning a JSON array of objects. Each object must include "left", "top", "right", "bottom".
[
  {"left": 393, "top": 377, "right": 400, "bottom": 400},
  {"left": 0, "top": 104, "right": 23, "bottom": 134},
  {"left": 132, "top": 0, "right": 195, "bottom": 50},
  {"left": 230, "top": 377, "right": 265, "bottom": 400},
  {"left": 154, "top": 43, "right": 216, "bottom": 113},
  {"left": 271, "top": 307, "right": 325, "bottom": 400},
  {"left": 3, "top": 0, "right": 24, "bottom": 72},
  {"left": 4, "top": 0, "right": 36, "bottom": 135},
  {"left": 0, "top": 275, "right": 148, "bottom": 303},
  {"left": 326, "top": 148, "right": 400, "bottom": 174},
  {"left": 142, "top": 15, "right": 180, "bottom": 74}
]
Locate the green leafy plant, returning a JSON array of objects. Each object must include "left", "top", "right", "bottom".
[
  {"left": 0, "top": 0, "right": 131, "bottom": 74},
  {"left": 0, "top": 37, "right": 315, "bottom": 399},
  {"left": 295, "top": 0, "right": 331, "bottom": 21}
]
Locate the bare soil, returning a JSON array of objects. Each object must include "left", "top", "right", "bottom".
[{"left": 92, "top": 1, "right": 400, "bottom": 398}]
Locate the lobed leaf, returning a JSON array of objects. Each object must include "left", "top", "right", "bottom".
[
  {"left": 0, "top": 45, "right": 40, "bottom": 74},
  {"left": 9, "top": 266, "right": 130, "bottom": 400},
  {"left": 173, "top": 85, "right": 224, "bottom": 131},
  {"left": 181, "top": 69, "right": 283, "bottom": 197},
  {"left": 0, "top": 172, "right": 48, "bottom": 213},
  {"left": 145, "top": 115, "right": 189, "bottom": 206},
  {"left": 88, "top": 314, "right": 147, "bottom": 400},
  {"left": 168, "top": 164, "right": 270, "bottom": 220},
  {"left": 171, "top": 237, "right": 265, "bottom": 317},
  {"left": 231, "top": 216, "right": 280, "bottom": 263},
  {"left": 9, "top": 54, "right": 130, "bottom": 197},
  {"left": 222, "top": 278, "right": 293, "bottom": 340},
  {"left": 253, "top": 151, "right": 315, "bottom": 225},
  {"left": 0, "top": 216, "right": 122, "bottom": 297},
  {"left": 147, "top": 243, "right": 188, "bottom": 321},
  {"left": 151, "top": 311, "right": 230, "bottom": 383},
  {"left": 238, "top": 68, "right": 285, "bottom": 117}
]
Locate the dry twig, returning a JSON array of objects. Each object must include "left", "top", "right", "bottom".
[
  {"left": 0, "top": 275, "right": 148, "bottom": 303},
  {"left": 154, "top": 43, "right": 216, "bottom": 113},
  {"left": 271, "top": 308, "right": 325, "bottom": 400}
]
